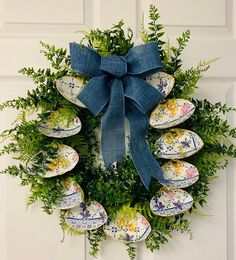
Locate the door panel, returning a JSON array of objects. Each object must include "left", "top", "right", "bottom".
[{"left": 0, "top": 0, "right": 235, "bottom": 259}]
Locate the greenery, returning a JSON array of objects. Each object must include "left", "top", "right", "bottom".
[
  {"left": 141, "top": 4, "right": 165, "bottom": 59},
  {"left": 126, "top": 243, "right": 136, "bottom": 260},
  {"left": 0, "top": 4, "right": 235, "bottom": 260},
  {"left": 82, "top": 20, "right": 133, "bottom": 56}
]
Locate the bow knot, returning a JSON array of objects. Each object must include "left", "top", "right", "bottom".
[
  {"left": 69, "top": 42, "right": 167, "bottom": 189},
  {"left": 101, "top": 55, "right": 127, "bottom": 78}
]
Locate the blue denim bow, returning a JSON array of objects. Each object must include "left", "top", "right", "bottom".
[{"left": 70, "top": 42, "right": 166, "bottom": 189}]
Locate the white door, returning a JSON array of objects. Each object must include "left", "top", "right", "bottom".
[{"left": 0, "top": 0, "right": 235, "bottom": 260}]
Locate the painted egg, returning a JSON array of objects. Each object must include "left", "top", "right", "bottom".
[
  {"left": 146, "top": 72, "right": 174, "bottom": 98},
  {"left": 150, "top": 188, "right": 193, "bottom": 216},
  {"left": 56, "top": 76, "right": 85, "bottom": 107},
  {"left": 56, "top": 178, "right": 84, "bottom": 209},
  {"left": 150, "top": 99, "right": 195, "bottom": 129},
  {"left": 160, "top": 160, "right": 199, "bottom": 188},
  {"left": 103, "top": 212, "right": 151, "bottom": 243},
  {"left": 65, "top": 201, "right": 108, "bottom": 231},
  {"left": 27, "top": 144, "right": 79, "bottom": 178},
  {"left": 155, "top": 128, "right": 204, "bottom": 159},
  {"left": 39, "top": 115, "right": 82, "bottom": 138}
]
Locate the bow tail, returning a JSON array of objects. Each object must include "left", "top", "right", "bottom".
[
  {"left": 101, "top": 79, "right": 126, "bottom": 168},
  {"left": 125, "top": 102, "right": 166, "bottom": 189}
]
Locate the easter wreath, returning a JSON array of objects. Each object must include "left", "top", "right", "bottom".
[{"left": 0, "top": 5, "right": 236, "bottom": 260}]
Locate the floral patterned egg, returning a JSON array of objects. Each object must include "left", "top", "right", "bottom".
[
  {"left": 150, "top": 99, "right": 195, "bottom": 129},
  {"left": 150, "top": 188, "right": 193, "bottom": 216},
  {"left": 56, "top": 178, "right": 84, "bottom": 209},
  {"left": 39, "top": 115, "right": 82, "bottom": 138},
  {"left": 27, "top": 144, "right": 79, "bottom": 178},
  {"left": 146, "top": 72, "right": 174, "bottom": 98},
  {"left": 155, "top": 128, "right": 204, "bottom": 159},
  {"left": 56, "top": 76, "right": 85, "bottom": 107},
  {"left": 65, "top": 201, "right": 108, "bottom": 231},
  {"left": 159, "top": 160, "right": 199, "bottom": 188},
  {"left": 103, "top": 213, "right": 151, "bottom": 243}
]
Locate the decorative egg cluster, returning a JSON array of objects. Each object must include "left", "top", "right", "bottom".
[
  {"left": 148, "top": 72, "right": 203, "bottom": 218},
  {"left": 26, "top": 79, "right": 108, "bottom": 231},
  {"left": 27, "top": 71, "right": 203, "bottom": 243}
]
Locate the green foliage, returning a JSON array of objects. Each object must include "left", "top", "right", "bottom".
[
  {"left": 140, "top": 4, "right": 165, "bottom": 58},
  {"left": 0, "top": 163, "right": 63, "bottom": 214},
  {"left": 183, "top": 99, "right": 236, "bottom": 143},
  {"left": 0, "top": 164, "right": 25, "bottom": 177},
  {"left": 0, "top": 120, "right": 48, "bottom": 161},
  {"left": 26, "top": 175, "right": 63, "bottom": 214},
  {"left": 0, "top": 43, "right": 86, "bottom": 113},
  {"left": 164, "top": 30, "right": 191, "bottom": 74},
  {"left": 40, "top": 41, "right": 71, "bottom": 70},
  {"left": 145, "top": 215, "right": 192, "bottom": 252},
  {"left": 126, "top": 243, "right": 136, "bottom": 260},
  {"left": 41, "top": 106, "right": 79, "bottom": 129},
  {"left": 0, "top": 67, "right": 63, "bottom": 111},
  {"left": 87, "top": 228, "right": 106, "bottom": 257},
  {"left": 169, "top": 58, "right": 219, "bottom": 99},
  {"left": 140, "top": 5, "right": 190, "bottom": 73},
  {"left": 83, "top": 20, "right": 133, "bottom": 56},
  {"left": 59, "top": 210, "right": 85, "bottom": 242}
]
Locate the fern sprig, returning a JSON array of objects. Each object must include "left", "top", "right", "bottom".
[{"left": 164, "top": 30, "right": 190, "bottom": 74}]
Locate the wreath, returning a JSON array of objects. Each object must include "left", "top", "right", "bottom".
[{"left": 0, "top": 5, "right": 235, "bottom": 260}]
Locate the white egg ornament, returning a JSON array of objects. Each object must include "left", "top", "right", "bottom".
[
  {"left": 39, "top": 115, "right": 82, "bottom": 138},
  {"left": 150, "top": 99, "right": 195, "bottom": 129},
  {"left": 56, "top": 76, "right": 86, "bottom": 107},
  {"left": 146, "top": 71, "right": 175, "bottom": 98},
  {"left": 155, "top": 128, "right": 204, "bottom": 159},
  {"left": 160, "top": 160, "right": 199, "bottom": 188},
  {"left": 103, "top": 212, "right": 151, "bottom": 243},
  {"left": 56, "top": 178, "right": 84, "bottom": 209},
  {"left": 65, "top": 201, "right": 108, "bottom": 231},
  {"left": 27, "top": 144, "right": 79, "bottom": 178},
  {"left": 150, "top": 188, "right": 193, "bottom": 216}
]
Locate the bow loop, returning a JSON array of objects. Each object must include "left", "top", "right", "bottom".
[
  {"left": 126, "top": 42, "right": 162, "bottom": 77},
  {"left": 101, "top": 55, "right": 127, "bottom": 78},
  {"left": 124, "top": 76, "right": 164, "bottom": 113},
  {"left": 70, "top": 43, "right": 103, "bottom": 77}
]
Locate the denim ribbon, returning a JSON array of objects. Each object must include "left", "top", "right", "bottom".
[{"left": 70, "top": 42, "right": 166, "bottom": 189}]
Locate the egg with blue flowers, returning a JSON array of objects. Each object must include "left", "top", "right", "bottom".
[
  {"left": 103, "top": 212, "right": 151, "bottom": 243},
  {"left": 65, "top": 201, "right": 108, "bottom": 231},
  {"left": 150, "top": 99, "right": 195, "bottom": 129},
  {"left": 155, "top": 128, "right": 204, "bottom": 159},
  {"left": 159, "top": 160, "right": 199, "bottom": 188},
  {"left": 150, "top": 188, "right": 193, "bottom": 217}
]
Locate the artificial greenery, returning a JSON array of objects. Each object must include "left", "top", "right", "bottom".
[
  {"left": 82, "top": 20, "right": 133, "bottom": 56},
  {"left": 126, "top": 243, "right": 136, "bottom": 260},
  {"left": 0, "top": 4, "right": 235, "bottom": 260},
  {"left": 141, "top": 4, "right": 165, "bottom": 59}
]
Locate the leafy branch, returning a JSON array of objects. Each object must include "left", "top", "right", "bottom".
[
  {"left": 170, "top": 58, "right": 219, "bottom": 99},
  {"left": 164, "top": 30, "right": 191, "bottom": 74},
  {"left": 87, "top": 228, "right": 106, "bottom": 257},
  {"left": 140, "top": 4, "right": 165, "bottom": 59},
  {"left": 83, "top": 20, "right": 133, "bottom": 56}
]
